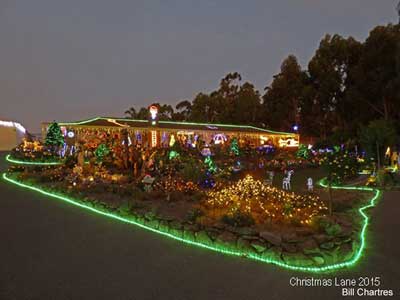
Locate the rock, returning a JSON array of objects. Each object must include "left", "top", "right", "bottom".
[
  {"left": 169, "top": 221, "right": 182, "bottom": 230},
  {"left": 335, "top": 215, "right": 352, "bottom": 227},
  {"left": 216, "top": 231, "right": 237, "bottom": 243},
  {"left": 158, "top": 220, "right": 170, "bottom": 233},
  {"left": 283, "top": 232, "right": 301, "bottom": 243},
  {"left": 321, "top": 248, "right": 339, "bottom": 265},
  {"left": 251, "top": 240, "right": 267, "bottom": 253},
  {"left": 313, "top": 234, "right": 333, "bottom": 244},
  {"left": 206, "top": 229, "right": 220, "bottom": 241},
  {"left": 216, "top": 231, "right": 237, "bottom": 250},
  {"left": 195, "top": 231, "right": 213, "bottom": 246},
  {"left": 236, "top": 238, "right": 253, "bottom": 252},
  {"left": 282, "top": 243, "right": 297, "bottom": 253},
  {"left": 146, "top": 219, "right": 159, "bottom": 230},
  {"left": 241, "top": 235, "right": 261, "bottom": 241},
  {"left": 144, "top": 211, "right": 156, "bottom": 220},
  {"left": 159, "top": 214, "right": 175, "bottom": 222},
  {"left": 282, "top": 253, "right": 314, "bottom": 267},
  {"left": 261, "top": 247, "right": 282, "bottom": 262},
  {"left": 260, "top": 231, "right": 282, "bottom": 246},
  {"left": 311, "top": 255, "right": 325, "bottom": 265},
  {"left": 169, "top": 227, "right": 183, "bottom": 239},
  {"left": 337, "top": 226, "right": 353, "bottom": 238},
  {"left": 299, "top": 238, "right": 318, "bottom": 250},
  {"left": 212, "top": 223, "right": 227, "bottom": 230},
  {"left": 337, "top": 243, "right": 354, "bottom": 262},
  {"left": 183, "top": 229, "right": 196, "bottom": 241},
  {"left": 352, "top": 240, "right": 360, "bottom": 252},
  {"left": 295, "top": 227, "right": 314, "bottom": 236},
  {"left": 234, "top": 227, "right": 258, "bottom": 236},
  {"left": 184, "top": 223, "right": 200, "bottom": 232},
  {"left": 320, "top": 242, "right": 335, "bottom": 250}
]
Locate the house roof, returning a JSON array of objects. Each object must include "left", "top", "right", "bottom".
[{"left": 46, "top": 117, "right": 296, "bottom": 136}]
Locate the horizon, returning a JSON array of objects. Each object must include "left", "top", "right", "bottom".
[{"left": 0, "top": 0, "right": 397, "bottom": 132}]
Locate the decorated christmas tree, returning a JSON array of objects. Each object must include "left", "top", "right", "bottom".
[
  {"left": 45, "top": 121, "right": 64, "bottom": 152},
  {"left": 204, "top": 156, "right": 217, "bottom": 173},
  {"left": 230, "top": 138, "right": 240, "bottom": 156},
  {"left": 95, "top": 144, "right": 110, "bottom": 162}
]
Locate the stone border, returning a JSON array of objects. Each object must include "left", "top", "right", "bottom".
[{"left": 2, "top": 172, "right": 381, "bottom": 273}]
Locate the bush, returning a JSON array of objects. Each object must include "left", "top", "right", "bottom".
[
  {"left": 221, "top": 211, "right": 255, "bottom": 227},
  {"left": 320, "top": 150, "right": 360, "bottom": 184},
  {"left": 65, "top": 155, "right": 77, "bottom": 168},
  {"left": 181, "top": 159, "right": 203, "bottom": 183}
]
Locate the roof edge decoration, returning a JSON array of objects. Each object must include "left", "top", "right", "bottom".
[{"left": 46, "top": 117, "right": 296, "bottom": 136}]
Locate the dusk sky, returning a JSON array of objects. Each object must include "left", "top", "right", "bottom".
[{"left": 0, "top": 0, "right": 397, "bottom": 132}]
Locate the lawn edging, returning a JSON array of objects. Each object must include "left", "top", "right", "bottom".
[{"left": 2, "top": 172, "right": 381, "bottom": 273}]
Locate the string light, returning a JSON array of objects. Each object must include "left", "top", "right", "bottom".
[
  {"left": 2, "top": 172, "right": 381, "bottom": 272},
  {"left": 206, "top": 175, "right": 327, "bottom": 224}
]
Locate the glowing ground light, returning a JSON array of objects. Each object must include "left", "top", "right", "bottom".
[
  {"left": 5, "top": 154, "right": 62, "bottom": 165},
  {"left": 2, "top": 170, "right": 380, "bottom": 273}
]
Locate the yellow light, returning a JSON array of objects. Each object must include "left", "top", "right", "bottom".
[
  {"left": 151, "top": 131, "right": 157, "bottom": 147},
  {"left": 278, "top": 138, "right": 299, "bottom": 148},
  {"left": 385, "top": 147, "right": 390, "bottom": 156},
  {"left": 169, "top": 134, "right": 176, "bottom": 147}
]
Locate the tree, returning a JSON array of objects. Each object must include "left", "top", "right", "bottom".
[
  {"left": 124, "top": 107, "right": 137, "bottom": 119},
  {"left": 230, "top": 138, "right": 240, "bottom": 156},
  {"left": 175, "top": 100, "right": 192, "bottom": 121},
  {"left": 45, "top": 122, "right": 64, "bottom": 153},
  {"left": 263, "top": 55, "right": 307, "bottom": 131},
  {"left": 306, "top": 34, "right": 363, "bottom": 138},
  {"left": 136, "top": 107, "right": 149, "bottom": 120},
  {"left": 95, "top": 144, "right": 110, "bottom": 163},
  {"left": 320, "top": 150, "right": 360, "bottom": 215},
  {"left": 190, "top": 93, "right": 215, "bottom": 122},
  {"left": 352, "top": 25, "right": 400, "bottom": 121},
  {"left": 234, "top": 82, "right": 262, "bottom": 125},
  {"left": 359, "top": 119, "right": 397, "bottom": 168},
  {"left": 158, "top": 104, "right": 174, "bottom": 120}
]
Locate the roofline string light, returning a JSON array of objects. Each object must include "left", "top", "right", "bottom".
[
  {"left": 2, "top": 170, "right": 380, "bottom": 273},
  {"left": 56, "top": 116, "right": 297, "bottom": 136}
]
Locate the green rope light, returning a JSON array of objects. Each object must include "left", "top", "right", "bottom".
[
  {"left": 1, "top": 172, "right": 380, "bottom": 273},
  {"left": 57, "top": 116, "right": 295, "bottom": 136},
  {"left": 6, "top": 154, "right": 62, "bottom": 166}
]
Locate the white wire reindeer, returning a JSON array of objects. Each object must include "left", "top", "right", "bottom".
[{"left": 282, "top": 170, "right": 294, "bottom": 190}]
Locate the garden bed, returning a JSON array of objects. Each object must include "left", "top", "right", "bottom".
[{"left": 5, "top": 164, "right": 376, "bottom": 271}]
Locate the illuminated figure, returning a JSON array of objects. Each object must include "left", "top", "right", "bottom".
[
  {"left": 282, "top": 170, "right": 294, "bottom": 190},
  {"left": 307, "top": 177, "right": 313, "bottom": 192}
]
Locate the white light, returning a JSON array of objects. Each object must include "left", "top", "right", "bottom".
[
  {"left": 149, "top": 105, "right": 158, "bottom": 120},
  {"left": 67, "top": 131, "right": 75, "bottom": 138},
  {"left": 213, "top": 133, "right": 227, "bottom": 145},
  {"left": 0, "top": 120, "right": 26, "bottom": 134},
  {"left": 278, "top": 138, "right": 299, "bottom": 148}
]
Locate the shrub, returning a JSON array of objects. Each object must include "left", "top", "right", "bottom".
[
  {"left": 320, "top": 150, "right": 360, "bottom": 184},
  {"left": 181, "top": 159, "right": 203, "bottom": 183},
  {"left": 65, "top": 155, "right": 77, "bottom": 169}
]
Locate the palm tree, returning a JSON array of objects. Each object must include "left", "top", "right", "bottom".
[{"left": 125, "top": 107, "right": 137, "bottom": 119}]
